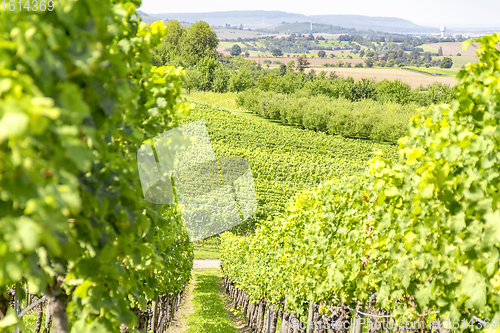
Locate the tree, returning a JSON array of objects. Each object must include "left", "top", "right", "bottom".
[
  {"left": 359, "top": 50, "right": 365, "bottom": 58},
  {"left": 279, "top": 63, "right": 287, "bottom": 76},
  {"left": 365, "top": 50, "right": 375, "bottom": 57},
  {"left": 440, "top": 57, "right": 453, "bottom": 68},
  {"left": 296, "top": 56, "right": 310, "bottom": 72},
  {"left": 318, "top": 50, "right": 326, "bottom": 58},
  {"left": 181, "top": 21, "right": 219, "bottom": 66},
  {"left": 230, "top": 44, "right": 242, "bottom": 56},
  {"left": 244, "top": 52, "right": 250, "bottom": 57},
  {"left": 212, "top": 66, "right": 231, "bottom": 92},
  {"left": 365, "top": 57, "right": 375, "bottom": 67},
  {"left": 151, "top": 20, "right": 187, "bottom": 66},
  {"left": 272, "top": 48, "right": 283, "bottom": 57},
  {"left": 438, "top": 46, "right": 443, "bottom": 56},
  {"left": 195, "top": 57, "right": 220, "bottom": 91},
  {"left": 229, "top": 69, "right": 254, "bottom": 92}
]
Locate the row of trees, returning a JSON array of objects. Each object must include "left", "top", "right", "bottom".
[{"left": 151, "top": 20, "right": 219, "bottom": 68}]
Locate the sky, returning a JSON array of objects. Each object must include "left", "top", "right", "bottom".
[{"left": 138, "top": 0, "right": 500, "bottom": 28}]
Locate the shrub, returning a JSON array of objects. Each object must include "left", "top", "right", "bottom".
[
  {"left": 229, "top": 69, "right": 254, "bottom": 92},
  {"left": 376, "top": 79, "right": 413, "bottom": 104}
]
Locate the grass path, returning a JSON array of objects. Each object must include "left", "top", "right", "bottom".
[{"left": 183, "top": 268, "right": 240, "bottom": 333}]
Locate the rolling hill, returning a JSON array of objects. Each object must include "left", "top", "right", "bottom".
[{"left": 147, "top": 10, "right": 436, "bottom": 34}]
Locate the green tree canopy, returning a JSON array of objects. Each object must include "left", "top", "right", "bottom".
[
  {"left": 229, "top": 69, "right": 254, "bottom": 92},
  {"left": 181, "top": 21, "right": 219, "bottom": 66},
  {"left": 365, "top": 57, "right": 375, "bottom": 67},
  {"left": 272, "top": 48, "right": 283, "bottom": 57},
  {"left": 296, "top": 56, "right": 310, "bottom": 72},
  {"left": 441, "top": 56, "right": 453, "bottom": 68},
  {"left": 152, "top": 20, "right": 187, "bottom": 67},
  {"left": 230, "top": 44, "right": 242, "bottom": 56},
  {"left": 153, "top": 20, "right": 219, "bottom": 68}
]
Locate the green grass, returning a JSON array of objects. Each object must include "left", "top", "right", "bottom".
[
  {"left": 193, "top": 237, "right": 221, "bottom": 260},
  {"left": 401, "top": 66, "right": 460, "bottom": 77},
  {"left": 194, "top": 247, "right": 220, "bottom": 259},
  {"left": 187, "top": 91, "right": 273, "bottom": 124},
  {"left": 188, "top": 91, "right": 241, "bottom": 110},
  {"left": 421, "top": 44, "right": 438, "bottom": 53},
  {"left": 431, "top": 55, "right": 478, "bottom": 68},
  {"left": 22, "top": 309, "right": 46, "bottom": 333},
  {"left": 185, "top": 269, "right": 238, "bottom": 333}
]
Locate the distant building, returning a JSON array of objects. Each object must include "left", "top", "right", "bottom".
[{"left": 440, "top": 26, "right": 446, "bottom": 38}]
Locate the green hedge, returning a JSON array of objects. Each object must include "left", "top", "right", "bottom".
[{"left": 236, "top": 89, "right": 417, "bottom": 143}]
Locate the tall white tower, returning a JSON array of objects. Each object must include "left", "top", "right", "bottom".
[
  {"left": 440, "top": 26, "right": 446, "bottom": 38},
  {"left": 310, "top": 20, "right": 313, "bottom": 31}
]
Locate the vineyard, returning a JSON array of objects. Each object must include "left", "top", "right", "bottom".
[
  {"left": 179, "top": 102, "right": 398, "bottom": 229},
  {"left": 220, "top": 34, "right": 500, "bottom": 332},
  {"left": 1, "top": 0, "right": 499, "bottom": 331}
]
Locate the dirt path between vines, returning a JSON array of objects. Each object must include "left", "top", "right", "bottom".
[
  {"left": 221, "top": 278, "right": 253, "bottom": 333},
  {"left": 164, "top": 276, "right": 194, "bottom": 333},
  {"left": 167, "top": 263, "right": 250, "bottom": 333}
]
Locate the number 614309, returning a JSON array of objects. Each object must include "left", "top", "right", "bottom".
[{"left": 1, "top": 0, "right": 54, "bottom": 11}]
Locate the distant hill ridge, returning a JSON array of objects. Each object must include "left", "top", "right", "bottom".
[{"left": 142, "top": 10, "right": 436, "bottom": 33}]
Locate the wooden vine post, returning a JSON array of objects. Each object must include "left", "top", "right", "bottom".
[{"left": 306, "top": 302, "right": 314, "bottom": 333}]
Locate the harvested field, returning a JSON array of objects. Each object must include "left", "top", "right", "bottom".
[
  {"left": 422, "top": 42, "right": 479, "bottom": 56},
  {"left": 248, "top": 56, "right": 364, "bottom": 66},
  {"left": 315, "top": 67, "right": 457, "bottom": 88}
]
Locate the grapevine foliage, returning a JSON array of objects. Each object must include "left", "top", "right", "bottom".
[
  {"left": 0, "top": 0, "right": 192, "bottom": 331},
  {"left": 220, "top": 34, "right": 500, "bottom": 327},
  {"left": 181, "top": 102, "right": 397, "bottom": 229}
]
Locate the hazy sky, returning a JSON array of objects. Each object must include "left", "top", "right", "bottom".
[{"left": 138, "top": 0, "right": 500, "bottom": 28}]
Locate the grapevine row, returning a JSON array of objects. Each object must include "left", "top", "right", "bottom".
[
  {"left": 181, "top": 102, "right": 398, "bottom": 230},
  {"left": 0, "top": 1, "right": 193, "bottom": 332},
  {"left": 220, "top": 34, "right": 500, "bottom": 332}
]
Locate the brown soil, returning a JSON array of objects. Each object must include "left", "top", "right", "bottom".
[
  {"left": 313, "top": 67, "right": 457, "bottom": 88},
  {"left": 249, "top": 56, "right": 364, "bottom": 66},
  {"left": 423, "top": 42, "right": 479, "bottom": 56}
]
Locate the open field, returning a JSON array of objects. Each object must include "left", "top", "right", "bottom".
[
  {"left": 432, "top": 55, "right": 479, "bottom": 68},
  {"left": 422, "top": 41, "right": 479, "bottom": 56},
  {"left": 401, "top": 66, "right": 460, "bottom": 76},
  {"left": 316, "top": 67, "right": 457, "bottom": 88},
  {"left": 214, "top": 27, "right": 277, "bottom": 39},
  {"left": 247, "top": 56, "right": 364, "bottom": 66}
]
